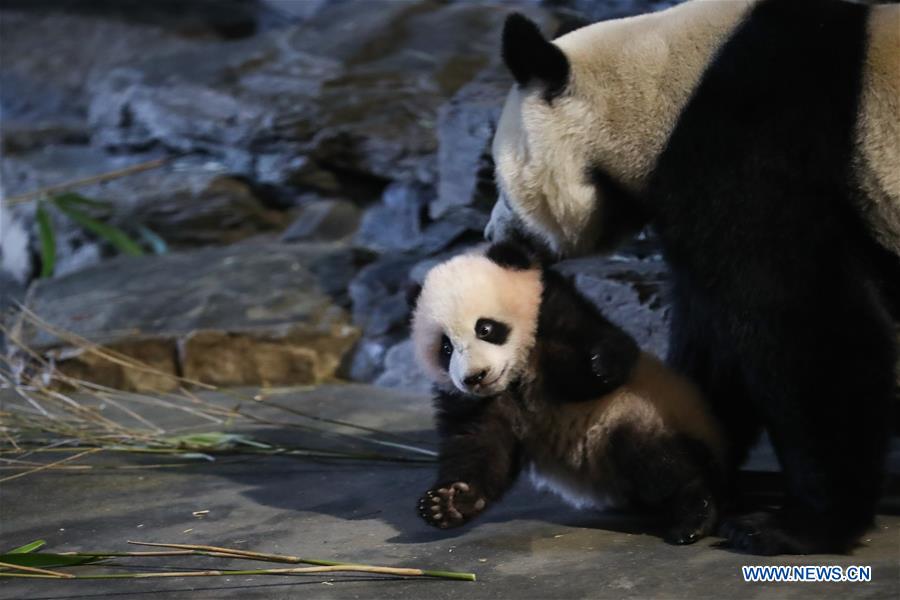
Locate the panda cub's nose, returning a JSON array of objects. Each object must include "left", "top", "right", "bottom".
[{"left": 464, "top": 370, "right": 488, "bottom": 387}]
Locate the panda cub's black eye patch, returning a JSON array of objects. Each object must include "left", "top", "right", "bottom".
[
  {"left": 439, "top": 334, "right": 453, "bottom": 370},
  {"left": 475, "top": 318, "right": 510, "bottom": 345}
]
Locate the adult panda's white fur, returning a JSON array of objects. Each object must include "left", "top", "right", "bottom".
[
  {"left": 489, "top": 0, "right": 900, "bottom": 256},
  {"left": 857, "top": 3, "right": 900, "bottom": 256},
  {"left": 413, "top": 246, "right": 724, "bottom": 543}
]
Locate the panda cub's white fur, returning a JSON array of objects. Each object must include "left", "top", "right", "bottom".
[{"left": 413, "top": 253, "right": 542, "bottom": 396}]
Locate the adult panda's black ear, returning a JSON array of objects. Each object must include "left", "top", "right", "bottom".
[
  {"left": 487, "top": 241, "right": 535, "bottom": 271},
  {"left": 502, "top": 13, "right": 569, "bottom": 101},
  {"left": 488, "top": 227, "right": 557, "bottom": 269},
  {"left": 406, "top": 283, "right": 423, "bottom": 311}
]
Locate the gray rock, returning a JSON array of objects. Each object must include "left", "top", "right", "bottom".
[
  {"left": 260, "top": 0, "right": 328, "bottom": 22},
  {"left": 348, "top": 254, "right": 419, "bottom": 337},
  {"left": 1, "top": 145, "right": 166, "bottom": 200},
  {"left": 0, "top": 72, "right": 89, "bottom": 153},
  {"left": 432, "top": 69, "right": 511, "bottom": 218},
  {"left": 0, "top": 205, "right": 33, "bottom": 283},
  {"left": 2, "top": 0, "right": 285, "bottom": 39},
  {"left": 0, "top": 271, "right": 26, "bottom": 354},
  {"left": 54, "top": 242, "right": 104, "bottom": 279},
  {"left": 0, "top": 8, "right": 200, "bottom": 145},
  {"left": 280, "top": 198, "right": 360, "bottom": 243},
  {"left": 556, "top": 255, "right": 670, "bottom": 357},
  {"left": 339, "top": 333, "right": 405, "bottom": 383},
  {"left": 547, "top": 0, "right": 681, "bottom": 23},
  {"left": 356, "top": 182, "right": 487, "bottom": 256},
  {"left": 10, "top": 243, "right": 360, "bottom": 391},
  {"left": 418, "top": 207, "right": 488, "bottom": 255},
  {"left": 307, "top": 246, "right": 376, "bottom": 308},
  {"left": 374, "top": 338, "right": 432, "bottom": 392},
  {"left": 86, "top": 1, "right": 553, "bottom": 184},
  {"left": 2, "top": 149, "right": 292, "bottom": 278},
  {"left": 255, "top": 153, "right": 340, "bottom": 191},
  {"left": 355, "top": 183, "right": 431, "bottom": 253}
]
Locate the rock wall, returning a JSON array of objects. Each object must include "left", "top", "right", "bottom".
[{"left": 1, "top": 0, "right": 676, "bottom": 390}]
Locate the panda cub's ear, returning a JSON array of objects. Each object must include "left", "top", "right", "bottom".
[
  {"left": 487, "top": 241, "right": 537, "bottom": 271},
  {"left": 502, "top": 13, "right": 569, "bottom": 101}
]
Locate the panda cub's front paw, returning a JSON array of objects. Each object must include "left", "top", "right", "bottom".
[{"left": 417, "top": 482, "right": 486, "bottom": 529}]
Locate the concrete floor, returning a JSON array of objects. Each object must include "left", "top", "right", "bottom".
[{"left": 2, "top": 384, "right": 898, "bottom": 599}]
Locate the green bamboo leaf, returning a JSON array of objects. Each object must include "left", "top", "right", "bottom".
[
  {"left": 51, "top": 192, "right": 113, "bottom": 211},
  {"left": 160, "top": 432, "right": 272, "bottom": 450},
  {"left": 52, "top": 197, "right": 144, "bottom": 257},
  {"left": 136, "top": 225, "right": 168, "bottom": 255},
  {"left": 7, "top": 540, "right": 45, "bottom": 554},
  {"left": 35, "top": 202, "right": 56, "bottom": 278},
  {"left": 0, "top": 553, "right": 102, "bottom": 569}
]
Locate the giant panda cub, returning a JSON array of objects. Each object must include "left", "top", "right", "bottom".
[{"left": 411, "top": 242, "right": 724, "bottom": 544}]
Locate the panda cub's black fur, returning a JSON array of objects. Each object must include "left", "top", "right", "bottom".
[{"left": 411, "top": 242, "right": 724, "bottom": 544}]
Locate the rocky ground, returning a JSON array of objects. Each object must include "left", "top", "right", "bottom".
[
  {"left": 0, "top": 0, "right": 678, "bottom": 390},
  {"left": 0, "top": 384, "right": 900, "bottom": 600},
  {"left": 2, "top": 384, "right": 898, "bottom": 600}
]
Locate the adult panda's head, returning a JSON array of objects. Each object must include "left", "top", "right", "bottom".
[
  {"left": 487, "top": 5, "right": 753, "bottom": 256},
  {"left": 410, "top": 243, "right": 543, "bottom": 397}
]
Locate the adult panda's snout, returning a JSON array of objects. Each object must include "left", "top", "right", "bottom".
[{"left": 485, "top": 193, "right": 521, "bottom": 243}]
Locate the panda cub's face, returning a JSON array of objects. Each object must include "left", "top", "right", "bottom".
[
  {"left": 411, "top": 254, "right": 543, "bottom": 397},
  {"left": 436, "top": 317, "right": 511, "bottom": 395}
]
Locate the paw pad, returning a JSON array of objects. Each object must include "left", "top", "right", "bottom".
[{"left": 417, "top": 482, "right": 486, "bottom": 529}]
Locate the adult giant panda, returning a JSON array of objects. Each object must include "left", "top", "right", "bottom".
[{"left": 485, "top": 0, "right": 900, "bottom": 555}]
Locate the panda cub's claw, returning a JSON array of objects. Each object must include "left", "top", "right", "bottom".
[
  {"left": 665, "top": 508, "right": 716, "bottom": 545},
  {"left": 663, "top": 491, "right": 719, "bottom": 545},
  {"left": 417, "top": 482, "right": 486, "bottom": 529},
  {"left": 664, "top": 525, "right": 705, "bottom": 546}
]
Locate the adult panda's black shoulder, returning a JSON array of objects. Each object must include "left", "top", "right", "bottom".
[
  {"left": 411, "top": 243, "right": 724, "bottom": 545},
  {"left": 486, "top": 0, "right": 899, "bottom": 555}
]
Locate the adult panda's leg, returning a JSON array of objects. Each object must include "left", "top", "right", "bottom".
[
  {"left": 667, "top": 278, "right": 763, "bottom": 474},
  {"left": 860, "top": 236, "right": 900, "bottom": 433},
  {"left": 720, "top": 278, "right": 896, "bottom": 555}
]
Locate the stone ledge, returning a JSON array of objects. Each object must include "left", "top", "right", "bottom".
[{"left": 11, "top": 242, "right": 360, "bottom": 391}]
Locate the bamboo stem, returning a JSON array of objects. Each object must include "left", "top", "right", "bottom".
[
  {"left": 0, "top": 563, "right": 475, "bottom": 580},
  {"left": 124, "top": 541, "right": 475, "bottom": 580},
  {"left": 0, "top": 448, "right": 101, "bottom": 483},
  {"left": 0, "top": 561, "right": 73, "bottom": 578},
  {"left": 3, "top": 157, "right": 174, "bottom": 206},
  {"left": 127, "top": 540, "right": 340, "bottom": 566}
]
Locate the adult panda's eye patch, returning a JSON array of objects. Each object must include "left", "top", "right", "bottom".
[{"left": 475, "top": 318, "right": 510, "bottom": 345}]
